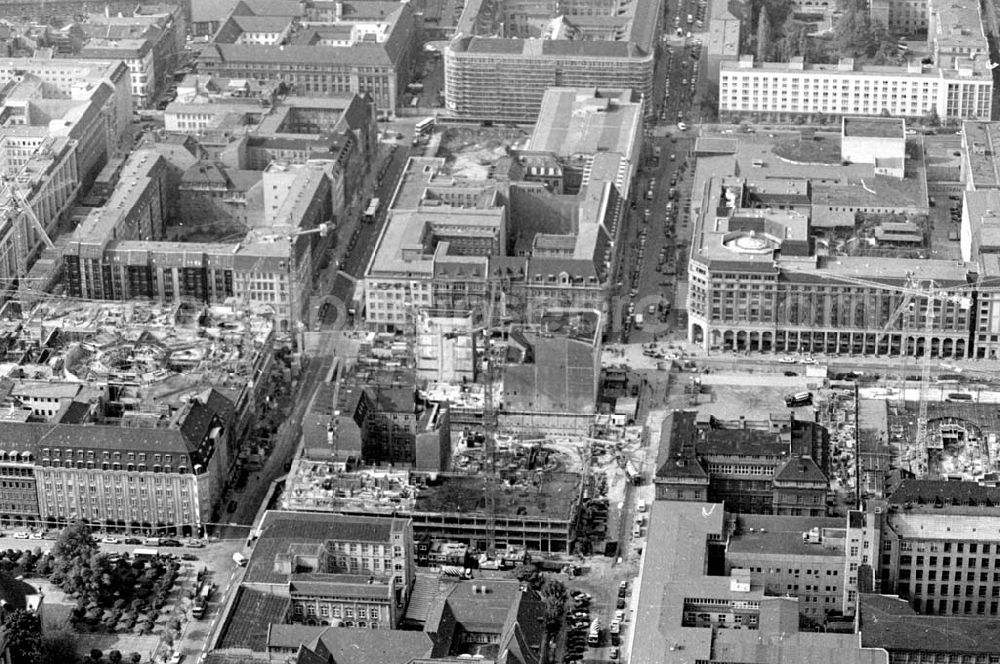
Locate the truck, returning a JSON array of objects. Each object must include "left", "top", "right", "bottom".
[
  {"left": 634, "top": 314, "right": 644, "bottom": 329},
  {"left": 587, "top": 618, "right": 601, "bottom": 646},
  {"left": 133, "top": 547, "right": 159, "bottom": 561},
  {"left": 784, "top": 391, "right": 812, "bottom": 407},
  {"left": 233, "top": 552, "right": 248, "bottom": 566}
]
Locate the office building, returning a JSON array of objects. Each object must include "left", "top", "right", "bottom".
[
  {"left": 719, "top": 56, "right": 992, "bottom": 120},
  {"left": 444, "top": 0, "right": 662, "bottom": 121},
  {"left": 685, "top": 132, "right": 981, "bottom": 358},
  {"left": 63, "top": 154, "right": 334, "bottom": 332},
  {"left": 629, "top": 501, "right": 887, "bottom": 664},
  {"left": 726, "top": 514, "right": 858, "bottom": 620},
  {"left": 655, "top": 410, "right": 831, "bottom": 516},
  {"left": 211, "top": 511, "right": 414, "bottom": 656},
  {"left": 351, "top": 386, "right": 451, "bottom": 471},
  {"left": 198, "top": 1, "right": 416, "bottom": 110},
  {"left": 859, "top": 593, "right": 1000, "bottom": 664},
  {"left": 876, "top": 479, "right": 1000, "bottom": 616},
  {"left": 0, "top": 58, "right": 132, "bottom": 166}
]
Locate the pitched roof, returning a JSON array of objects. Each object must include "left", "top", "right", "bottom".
[
  {"left": 888, "top": 479, "right": 1000, "bottom": 507},
  {"left": 246, "top": 511, "right": 407, "bottom": 584},
  {"left": 217, "top": 587, "right": 290, "bottom": 650},
  {"left": 311, "top": 627, "right": 435, "bottom": 664},
  {"left": 774, "top": 455, "right": 828, "bottom": 484}
]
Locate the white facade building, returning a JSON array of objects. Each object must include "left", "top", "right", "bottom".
[{"left": 720, "top": 56, "right": 992, "bottom": 120}]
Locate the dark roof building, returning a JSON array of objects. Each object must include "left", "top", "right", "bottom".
[{"left": 655, "top": 410, "right": 831, "bottom": 516}]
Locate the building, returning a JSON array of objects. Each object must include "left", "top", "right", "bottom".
[
  {"left": 685, "top": 132, "right": 981, "bottom": 358},
  {"left": 960, "top": 120, "right": 1000, "bottom": 190},
  {"left": 352, "top": 386, "right": 451, "bottom": 471},
  {"left": 255, "top": 578, "right": 545, "bottom": 664},
  {"left": 960, "top": 188, "right": 1000, "bottom": 358},
  {"left": 726, "top": 514, "right": 856, "bottom": 621},
  {"left": 211, "top": 511, "right": 416, "bottom": 656},
  {"left": 719, "top": 56, "right": 992, "bottom": 121},
  {"left": 78, "top": 39, "right": 156, "bottom": 109},
  {"left": 364, "top": 157, "right": 505, "bottom": 331},
  {"left": 655, "top": 410, "right": 831, "bottom": 515},
  {"left": 0, "top": 58, "right": 132, "bottom": 166},
  {"left": 444, "top": 0, "right": 662, "bottom": 121},
  {"left": 0, "top": 135, "right": 80, "bottom": 290},
  {"left": 283, "top": 459, "right": 582, "bottom": 554},
  {"left": 526, "top": 88, "right": 643, "bottom": 200},
  {"left": 859, "top": 593, "right": 1000, "bottom": 664},
  {"left": 841, "top": 117, "right": 906, "bottom": 177},
  {"left": 500, "top": 314, "right": 603, "bottom": 435},
  {"left": 629, "top": 501, "right": 888, "bottom": 664},
  {"left": 0, "top": 438, "right": 40, "bottom": 531},
  {"left": 876, "top": 479, "right": 1000, "bottom": 616},
  {"left": 198, "top": 1, "right": 416, "bottom": 110},
  {"left": 241, "top": 511, "right": 414, "bottom": 627},
  {"left": 62, "top": 155, "right": 335, "bottom": 332}
]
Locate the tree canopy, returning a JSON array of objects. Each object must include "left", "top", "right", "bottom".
[{"left": 833, "top": 0, "right": 900, "bottom": 63}]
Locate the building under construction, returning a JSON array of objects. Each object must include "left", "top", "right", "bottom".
[
  {"left": 284, "top": 436, "right": 584, "bottom": 553},
  {"left": 887, "top": 399, "right": 1000, "bottom": 481}
]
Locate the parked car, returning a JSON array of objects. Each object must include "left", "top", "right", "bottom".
[
  {"left": 12, "top": 532, "right": 28, "bottom": 540},
  {"left": 159, "top": 539, "right": 182, "bottom": 548},
  {"left": 181, "top": 553, "right": 199, "bottom": 561},
  {"left": 101, "top": 536, "right": 120, "bottom": 544},
  {"left": 124, "top": 538, "right": 142, "bottom": 545},
  {"left": 227, "top": 500, "right": 239, "bottom": 513}
]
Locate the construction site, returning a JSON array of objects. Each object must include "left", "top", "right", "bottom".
[{"left": 886, "top": 399, "right": 1000, "bottom": 481}]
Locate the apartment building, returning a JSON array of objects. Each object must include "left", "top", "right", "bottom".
[
  {"left": 877, "top": 480, "right": 1000, "bottom": 616},
  {"left": 240, "top": 511, "right": 414, "bottom": 628},
  {"left": 655, "top": 410, "right": 831, "bottom": 516},
  {"left": 719, "top": 56, "right": 992, "bottom": 120},
  {"left": 198, "top": 1, "right": 416, "bottom": 110},
  {"left": 685, "top": 132, "right": 981, "bottom": 358}
]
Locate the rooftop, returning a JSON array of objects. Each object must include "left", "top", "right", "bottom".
[
  {"left": 415, "top": 472, "right": 580, "bottom": 520},
  {"left": 528, "top": 87, "right": 642, "bottom": 161},
  {"left": 843, "top": 116, "right": 905, "bottom": 139},
  {"left": 728, "top": 514, "right": 846, "bottom": 557},
  {"left": 859, "top": 593, "right": 1000, "bottom": 654},
  {"left": 962, "top": 121, "right": 1000, "bottom": 190}
]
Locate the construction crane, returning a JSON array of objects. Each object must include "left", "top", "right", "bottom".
[
  {"left": 243, "top": 222, "right": 332, "bottom": 347},
  {"left": 0, "top": 173, "right": 55, "bottom": 282},
  {"left": 437, "top": 281, "right": 504, "bottom": 555},
  {"left": 777, "top": 263, "right": 972, "bottom": 470}
]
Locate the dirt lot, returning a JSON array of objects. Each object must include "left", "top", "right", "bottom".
[{"left": 669, "top": 371, "right": 821, "bottom": 421}]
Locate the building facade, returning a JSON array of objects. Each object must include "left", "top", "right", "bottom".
[
  {"left": 444, "top": 0, "right": 662, "bottom": 121},
  {"left": 719, "top": 56, "right": 992, "bottom": 120}
]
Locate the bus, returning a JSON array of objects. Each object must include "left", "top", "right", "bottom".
[
  {"left": 363, "top": 198, "right": 380, "bottom": 223},
  {"left": 415, "top": 116, "right": 436, "bottom": 135}
]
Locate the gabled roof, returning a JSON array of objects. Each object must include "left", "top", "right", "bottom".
[
  {"left": 774, "top": 455, "right": 828, "bottom": 484},
  {"left": 888, "top": 479, "right": 1000, "bottom": 507}
]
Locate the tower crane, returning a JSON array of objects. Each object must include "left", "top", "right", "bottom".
[
  {"left": 438, "top": 281, "right": 504, "bottom": 555},
  {"left": 0, "top": 173, "right": 56, "bottom": 283},
  {"left": 776, "top": 262, "right": 972, "bottom": 472}
]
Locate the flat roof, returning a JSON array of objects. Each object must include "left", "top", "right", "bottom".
[
  {"left": 414, "top": 472, "right": 580, "bottom": 520},
  {"left": 721, "top": 57, "right": 991, "bottom": 79},
  {"left": 453, "top": 0, "right": 662, "bottom": 54},
  {"left": 860, "top": 593, "right": 1000, "bottom": 654},
  {"left": 529, "top": 88, "right": 641, "bottom": 162},
  {"left": 962, "top": 121, "right": 1000, "bottom": 189},
  {"left": 728, "top": 514, "right": 846, "bottom": 558},
  {"left": 843, "top": 116, "right": 905, "bottom": 139}
]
